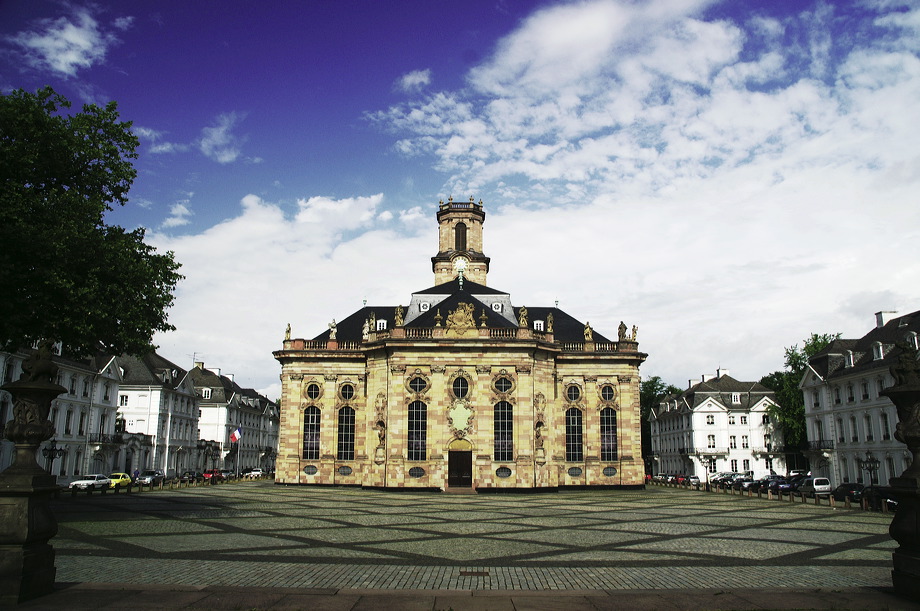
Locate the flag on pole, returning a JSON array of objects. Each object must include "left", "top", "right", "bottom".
[{"left": 230, "top": 427, "right": 242, "bottom": 443}]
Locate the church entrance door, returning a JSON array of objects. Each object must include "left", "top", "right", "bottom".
[{"left": 447, "top": 451, "right": 472, "bottom": 487}]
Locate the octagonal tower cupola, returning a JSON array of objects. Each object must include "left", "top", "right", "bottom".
[{"left": 431, "top": 196, "right": 491, "bottom": 286}]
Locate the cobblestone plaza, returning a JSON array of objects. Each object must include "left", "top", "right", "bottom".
[{"left": 50, "top": 482, "right": 898, "bottom": 593}]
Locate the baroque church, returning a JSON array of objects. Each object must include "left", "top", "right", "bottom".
[{"left": 274, "top": 198, "right": 647, "bottom": 490}]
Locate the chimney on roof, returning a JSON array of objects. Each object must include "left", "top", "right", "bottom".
[
  {"left": 701, "top": 374, "right": 715, "bottom": 382},
  {"left": 876, "top": 311, "right": 897, "bottom": 328},
  {"left": 688, "top": 378, "right": 700, "bottom": 389},
  {"left": 194, "top": 361, "right": 204, "bottom": 369},
  {"left": 716, "top": 367, "right": 729, "bottom": 378}
]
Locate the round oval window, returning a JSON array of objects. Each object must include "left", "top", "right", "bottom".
[
  {"left": 495, "top": 377, "right": 513, "bottom": 393},
  {"left": 601, "top": 385, "right": 615, "bottom": 401},
  {"left": 408, "top": 467, "right": 425, "bottom": 478},
  {"left": 452, "top": 377, "right": 469, "bottom": 398},
  {"left": 337, "top": 466, "right": 353, "bottom": 476},
  {"left": 409, "top": 377, "right": 427, "bottom": 393},
  {"left": 303, "top": 465, "right": 318, "bottom": 475},
  {"left": 567, "top": 467, "right": 583, "bottom": 477},
  {"left": 603, "top": 466, "right": 617, "bottom": 477},
  {"left": 340, "top": 384, "right": 354, "bottom": 400},
  {"left": 566, "top": 385, "right": 581, "bottom": 402},
  {"left": 306, "top": 384, "right": 321, "bottom": 399},
  {"left": 496, "top": 466, "right": 512, "bottom": 478}
]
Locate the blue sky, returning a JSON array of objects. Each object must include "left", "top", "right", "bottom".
[{"left": 3, "top": 0, "right": 919, "bottom": 399}]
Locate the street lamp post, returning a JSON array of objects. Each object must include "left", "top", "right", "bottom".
[
  {"left": 41, "top": 438, "right": 65, "bottom": 474},
  {"left": 857, "top": 452, "right": 881, "bottom": 485}
]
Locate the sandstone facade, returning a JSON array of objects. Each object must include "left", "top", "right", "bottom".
[{"left": 273, "top": 198, "right": 647, "bottom": 489}]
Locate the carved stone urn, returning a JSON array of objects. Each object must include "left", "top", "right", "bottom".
[
  {"left": 880, "top": 347, "right": 920, "bottom": 599},
  {"left": 0, "top": 343, "right": 66, "bottom": 605}
]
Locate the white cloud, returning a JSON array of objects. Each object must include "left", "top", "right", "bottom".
[
  {"left": 360, "top": 0, "right": 920, "bottom": 387},
  {"left": 199, "top": 112, "right": 247, "bottom": 164},
  {"left": 395, "top": 69, "right": 431, "bottom": 93},
  {"left": 161, "top": 201, "right": 193, "bottom": 229},
  {"left": 148, "top": 193, "right": 425, "bottom": 396},
  {"left": 9, "top": 8, "right": 128, "bottom": 77}
]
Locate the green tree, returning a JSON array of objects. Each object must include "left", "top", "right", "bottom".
[
  {"left": 759, "top": 333, "right": 840, "bottom": 447},
  {"left": 640, "top": 375, "right": 682, "bottom": 466},
  {"left": 0, "top": 87, "right": 182, "bottom": 356}
]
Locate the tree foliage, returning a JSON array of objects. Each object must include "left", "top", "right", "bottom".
[
  {"left": 0, "top": 87, "right": 182, "bottom": 356},
  {"left": 759, "top": 333, "right": 840, "bottom": 447}
]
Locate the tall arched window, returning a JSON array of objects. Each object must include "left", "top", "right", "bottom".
[
  {"left": 303, "top": 406, "right": 320, "bottom": 459},
  {"left": 494, "top": 401, "right": 513, "bottom": 461},
  {"left": 565, "top": 407, "right": 583, "bottom": 462},
  {"left": 408, "top": 401, "right": 427, "bottom": 461},
  {"left": 600, "top": 407, "right": 617, "bottom": 461},
  {"left": 454, "top": 222, "right": 467, "bottom": 251},
  {"left": 337, "top": 406, "right": 355, "bottom": 461}
]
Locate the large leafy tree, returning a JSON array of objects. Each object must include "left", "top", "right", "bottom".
[
  {"left": 760, "top": 333, "right": 840, "bottom": 448},
  {"left": 0, "top": 87, "right": 182, "bottom": 356},
  {"left": 640, "top": 375, "right": 682, "bottom": 463}
]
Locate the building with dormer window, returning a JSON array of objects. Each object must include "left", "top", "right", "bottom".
[
  {"left": 117, "top": 352, "right": 199, "bottom": 475},
  {"left": 274, "top": 198, "right": 647, "bottom": 490},
  {"left": 648, "top": 369, "right": 784, "bottom": 479},
  {"left": 801, "top": 310, "right": 917, "bottom": 486},
  {"left": 1, "top": 346, "right": 124, "bottom": 485},
  {"left": 190, "top": 363, "right": 279, "bottom": 474}
]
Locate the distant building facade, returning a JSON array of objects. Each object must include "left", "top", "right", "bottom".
[
  {"left": 190, "top": 363, "right": 279, "bottom": 473},
  {"left": 801, "top": 311, "right": 916, "bottom": 487},
  {"left": 273, "top": 198, "right": 647, "bottom": 490},
  {"left": 117, "top": 352, "right": 199, "bottom": 475},
  {"left": 648, "top": 369, "right": 785, "bottom": 479},
  {"left": 1, "top": 345, "right": 123, "bottom": 484}
]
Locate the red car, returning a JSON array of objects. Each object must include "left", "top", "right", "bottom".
[{"left": 202, "top": 469, "right": 224, "bottom": 483}]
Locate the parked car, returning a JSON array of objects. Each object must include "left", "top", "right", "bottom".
[
  {"left": 754, "top": 475, "right": 784, "bottom": 493},
  {"left": 69, "top": 474, "right": 111, "bottom": 490},
  {"left": 220, "top": 469, "right": 235, "bottom": 480},
  {"left": 799, "top": 477, "right": 832, "bottom": 497},
  {"left": 863, "top": 486, "right": 899, "bottom": 511},
  {"left": 687, "top": 475, "right": 701, "bottom": 487},
  {"left": 203, "top": 469, "right": 224, "bottom": 482},
  {"left": 179, "top": 471, "right": 205, "bottom": 483},
  {"left": 731, "top": 477, "right": 754, "bottom": 491},
  {"left": 136, "top": 470, "right": 165, "bottom": 485},
  {"left": 109, "top": 473, "right": 132, "bottom": 489},
  {"left": 832, "top": 483, "right": 865, "bottom": 503},
  {"left": 248, "top": 468, "right": 263, "bottom": 479}
]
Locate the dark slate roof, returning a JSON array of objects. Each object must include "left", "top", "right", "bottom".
[
  {"left": 414, "top": 278, "right": 508, "bottom": 295},
  {"left": 309, "top": 300, "right": 616, "bottom": 344},
  {"left": 524, "top": 306, "right": 613, "bottom": 344},
  {"left": 680, "top": 375, "right": 774, "bottom": 410},
  {"left": 812, "top": 309, "right": 920, "bottom": 380},
  {"left": 313, "top": 306, "right": 398, "bottom": 342},
  {"left": 119, "top": 352, "right": 188, "bottom": 389},
  {"left": 190, "top": 366, "right": 242, "bottom": 403}
]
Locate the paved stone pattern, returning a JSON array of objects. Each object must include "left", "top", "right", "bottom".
[{"left": 52, "top": 483, "right": 894, "bottom": 591}]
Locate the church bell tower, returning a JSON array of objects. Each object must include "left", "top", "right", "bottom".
[{"left": 431, "top": 196, "right": 490, "bottom": 286}]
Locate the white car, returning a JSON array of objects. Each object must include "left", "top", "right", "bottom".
[
  {"left": 247, "top": 468, "right": 263, "bottom": 479},
  {"left": 69, "top": 474, "right": 112, "bottom": 490}
]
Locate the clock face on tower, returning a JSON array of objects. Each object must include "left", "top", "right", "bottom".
[{"left": 453, "top": 256, "right": 469, "bottom": 272}]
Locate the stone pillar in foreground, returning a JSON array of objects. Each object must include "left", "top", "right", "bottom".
[
  {"left": 0, "top": 343, "right": 65, "bottom": 605},
  {"left": 881, "top": 347, "right": 920, "bottom": 600}
]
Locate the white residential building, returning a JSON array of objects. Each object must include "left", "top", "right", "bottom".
[
  {"left": 648, "top": 368, "right": 785, "bottom": 479},
  {"left": 117, "top": 352, "right": 199, "bottom": 476},
  {"left": 801, "top": 310, "right": 916, "bottom": 487},
  {"left": 1, "top": 345, "right": 123, "bottom": 485},
  {"left": 191, "top": 363, "right": 279, "bottom": 474}
]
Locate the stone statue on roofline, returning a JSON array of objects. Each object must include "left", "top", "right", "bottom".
[{"left": 328, "top": 319, "right": 337, "bottom": 340}]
